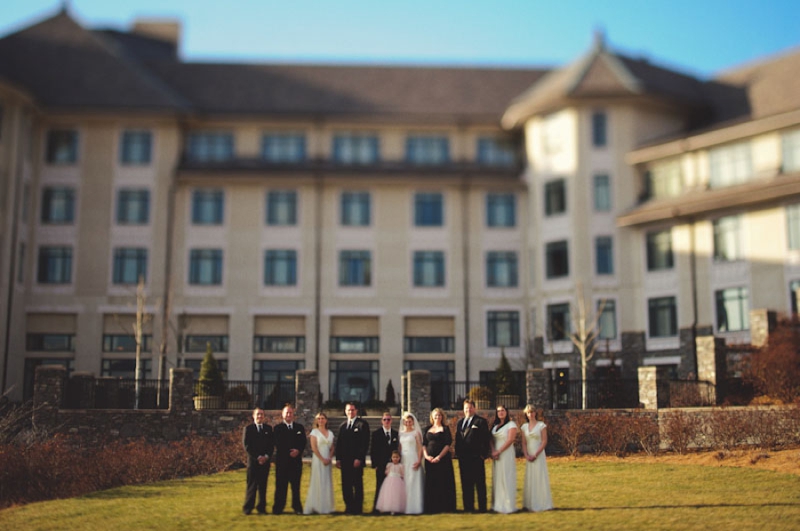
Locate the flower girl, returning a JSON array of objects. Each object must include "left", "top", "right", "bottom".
[{"left": 375, "top": 450, "right": 407, "bottom": 514}]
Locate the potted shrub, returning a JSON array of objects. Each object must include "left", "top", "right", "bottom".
[
  {"left": 363, "top": 398, "right": 388, "bottom": 417},
  {"left": 193, "top": 343, "right": 224, "bottom": 410},
  {"left": 468, "top": 386, "right": 493, "bottom": 410},
  {"left": 495, "top": 349, "right": 519, "bottom": 409},
  {"left": 225, "top": 384, "right": 251, "bottom": 409},
  {"left": 322, "top": 397, "right": 344, "bottom": 416}
]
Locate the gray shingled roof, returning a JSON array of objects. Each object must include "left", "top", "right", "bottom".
[{"left": 0, "top": 10, "right": 186, "bottom": 111}]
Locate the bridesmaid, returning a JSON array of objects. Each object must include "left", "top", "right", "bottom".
[
  {"left": 490, "top": 404, "right": 518, "bottom": 514},
  {"left": 423, "top": 408, "right": 456, "bottom": 513},
  {"left": 303, "top": 412, "right": 335, "bottom": 514},
  {"left": 399, "top": 412, "right": 424, "bottom": 514},
  {"left": 521, "top": 404, "right": 553, "bottom": 512}
]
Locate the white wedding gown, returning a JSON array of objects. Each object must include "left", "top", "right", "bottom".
[
  {"left": 522, "top": 421, "right": 553, "bottom": 511},
  {"left": 492, "top": 420, "right": 518, "bottom": 514},
  {"left": 304, "top": 428, "right": 335, "bottom": 514},
  {"left": 399, "top": 430, "right": 424, "bottom": 514}
]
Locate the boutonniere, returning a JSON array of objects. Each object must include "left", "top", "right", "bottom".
[
  {"left": 471, "top": 425, "right": 478, "bottom": 429},
  {"left": 354, "top": 428, "right": 359, "bottom": 432},
  {"left": 296, "top": 431, "right": 302, "bottom": 435}
]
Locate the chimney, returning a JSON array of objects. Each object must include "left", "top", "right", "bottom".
[{"left": 131, "top": 19, "right": 181, "bottom": 47}]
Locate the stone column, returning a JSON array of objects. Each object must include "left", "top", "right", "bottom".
[
  {"left": 169, "top": 368, "right": 194, "bottom": 413},
  {"left": 406, "top": 370, "right": 431, "bottom": 421},
  {"left": 295, "top": 369, "right": 321, "bottom": 428},
  {"left": 696, "top": 335, "right": 726, "bottom": 405},
  {"left": 525, "top": 369, "right": 549, "bottom": 409},
  {"left": 750, "top": 309, "right": 777, "bottom": 348},
  {"left": 621, "top": 331, "right": 646, "bottom": 376},
  {"left": 400, "top": 373, "right": 407, "bottom": 414},
  {"left": 638, "top": 366, "right": 658, "bottom": 410},
  {"left": 32, "top": 365, "right": 66, "bottom": 429}
]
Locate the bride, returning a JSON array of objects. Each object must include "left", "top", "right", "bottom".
[
  {"left": 304, "top": 412, "right": 335, "bottom": 514},
  {"left": 399, "top": 412, "right": 424, "bottom": 514}
]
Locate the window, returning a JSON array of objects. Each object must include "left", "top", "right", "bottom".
[
  {"left": 189, "top": 249, "right": 223, "bottom": 285},
  {"left": 486, "top": 251, "right": 518, "bottom": 287},
  {"left": 192, "top": 189, "right": 224, "bottom": 225},
  {"left": 266, "top": 191, "right": 297, "bottom": 225},
  {"left": 339, "top": 250, "right": 371, "bottom": 286},
  {"left": 101, "top": 359, "right": 152, "bottom": 378},
  {"left": 646, "top": 230, "right": 673, "bottom": 271},
  {"left": 648, "top": 296, "right": 677, "bottom": 337},
  {"left": 592, "top": 111, "right": 607, "bottom": 147},
  {"left": 403, "top": 337, "right": 454, "bottom": 353},
  {"left": 113, "top": 248, "right": 148, "bottom": 284},
  {"left": 709, "top": 142, "right": 752, "bottom": 188},
  {"left": 595, "top": 236, "right": 614, "bottom": 275},
  {"left": 647, "top": 159, "right": 682, "bottom": 200},
  {"left": 264, "top": 250, "right": 297, "bottom": 286},
  {"left": 253, "top": 336, "right": 305, "bottom": 353},
  {"left": 102, "top": 334, "right": 153, "bottom": 352},
  {"left": 713, "top": 215, "right": 742, "bottom": 262},
  {"left": 26, "top": 333, "right": 75, "bottom": 351},
  {"left": 329, "top": 360, "right": 378, "bottom": 403},
  {"left": 545, "top": 240, "right": 569, "bottom": 279},
  {"left": 598, "top": 300, "right": 617, "bottom": 340},
  {"left": 783, "top": 129, "right": 800, "bottom": 173},
  {"left": 486, "top": 193, "right": 516, "bottom": 227},
  {"left": 46, "top": 129, "right": 78, "bottom": 164},
  {"left": 341, "top": 192, "right": 370, "bottom": 226},
  {"left": 593, "top": 174, "right": 611, "bottom": 211},
  {"left": 716, "top": 287, "right": 750, "bottom": 332},
  {"left": 37, "top": 246, "right": 72, "bottom": 284},
  {"left": 547, "top": 303, "right": 571, "bottom": 341},
  {"left": 477, "top": 137, "right": 516, "bottom": 166},
  {"left": 487, "top": 311, "right": 520, "bottom": 347},
  {"left": 186, "top": 132, "right": 233, "bottom": 162},
  {"left": 117, "top": 189, "right": 150, "bottom": 225},
  {"left": 406, "top": 136, "right": 449, "bottom": 165},
  {"left": 185, "top": 335, "right": 229, "bottom": 352},
  {"left": 333, "top": 134, "right": 379, "bottom": 164},
  {"left": 414, "top": 192, "right": 443, "bottom": 226},
  {"left": 41, "top": 187, "right": 75, "bottom": 224},
  {"left": 544, "top": 179, "right": 566, "bottom": 216},
  {"left": 413, "top": 251, "right": 445, "bottom": 287},
  {"left": 788, "top": 204, "right": 800, "bottom": 250},
  {"left": 404, "top": 360, "right": 455, "bottom": 409},
  {"left": 330, "top": 336, "right": 379, "bottom": 353},
  {"left": 262, "top": 133, "right": 306, "bottom": 163},
  {"left": 120, "top": 130, "right": 152, "bottom": 165}
]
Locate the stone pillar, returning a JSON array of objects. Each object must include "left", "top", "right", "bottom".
[
  {"left": 295, "top": 370, "right": 321, "bottom": 428},
  {"left": 407, "top": 370, "right": 431, "bottom": 421},
  {"left": 750, "top": 309, "right": 777, "bottom": 348},
  {"left": 169, "top": 368, "right": 194, "bottom": 413},
  {"left": 400, "top": 373, "right": 407, "bottom": 413},
  {"left": 638, "top": 366, "right": 658, "bottom": 410},
  {"left": 32, "top": 365, "right": 66, "bottom": 429},
  {"left": 67, "top": 372, "right": 95, "bottom": 409},
  {"left": 525, "top": 369, "right": 549, "bottom": 410},
  {"left": 696, "top": 335, "right": 726, "bottom": 405},
  {"left": 621, "top": 331, "right": 646, "bottom": 375}
]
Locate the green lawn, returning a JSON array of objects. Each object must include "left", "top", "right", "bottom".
[{"left": 2, "top": 459, "right": 799, "bottom": 531}]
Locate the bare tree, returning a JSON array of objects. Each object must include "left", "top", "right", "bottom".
[
  {"left": 112, "top": 276, "right": 153, "bottom": 410},
  {"left": 569, "top": 283, "right": 608, "bottom": 410}
]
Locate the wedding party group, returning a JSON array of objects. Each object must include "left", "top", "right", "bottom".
[{"left": 242, "top": 399, "right": 553, "bottom": 516}]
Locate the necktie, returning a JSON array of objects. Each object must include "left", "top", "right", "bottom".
[
  {"left": 463, "top": 417, "right": 470, "bottom": 436},
  {"left": 288, "top": 424, "right": 292, "bottom": 431},
  {"left": 257, "top": 424, "right": 261, "bottom": 433},
  {"left": 386, "top": 431, "right": 391, "bottom": 442}
]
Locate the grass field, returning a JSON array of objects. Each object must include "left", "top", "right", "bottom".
[{"left": 2, "top": 458, "right": 799, "bottom": 531}]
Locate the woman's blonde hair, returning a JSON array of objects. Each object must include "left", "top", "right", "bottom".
[
  {"left": 523, "top": 404, "right": 543, "bottom": 422},
  {"left": 430, "top": 407, "right": 446, "bottom": 425},
  {"left": 313, "top": 411, "right": 328, "bottom": 429}
]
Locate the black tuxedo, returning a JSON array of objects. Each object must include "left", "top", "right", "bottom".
[
  {"left": 272, "top": 422, "right": 307, "bottom": 514},
  {"left": 370, "top": 426, "right": 399, "bottom": 510},
  {"left": 454, "top": 414, "right": 490, "bottom": 512},
  {"left": 335, "top": 417, "right": 370, "bottom": 514},
  {"left": 243, "top": 422, "right": 274, "bottom": 514}
]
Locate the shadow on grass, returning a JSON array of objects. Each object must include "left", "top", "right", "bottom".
[{"left": 557, "top": 502, "right": 800, "bottom": 511}]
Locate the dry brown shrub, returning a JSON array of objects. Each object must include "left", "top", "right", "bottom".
[{"left": 663, "top": 410, "right": 703, "bottom": 454}]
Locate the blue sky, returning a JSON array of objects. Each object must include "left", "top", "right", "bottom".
[{"left": 1, "top": 0, "right": 798, "bottom": 78}]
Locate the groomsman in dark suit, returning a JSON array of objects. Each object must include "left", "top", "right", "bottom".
[
  {"left": 335, "top": 402, "right": 370, "bottom": 514},
  {"left": 455, "top": 398, "right": 491, "bottom": 512},
  {"left": 272, "top": 404, "right": 307, "bottom": 515},
  {"left": 370, "top": 411, "right": 398, "bottom": 512},
  {"left": 242, "top": 408, "right": 274, "bottom": 515}
]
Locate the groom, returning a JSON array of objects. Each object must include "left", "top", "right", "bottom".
[
  {"left": 335, "top": 402, "right": 370, "bottom": 514},
  {"left": 455, "top": 398, "right": 491, "bottom": 512}
]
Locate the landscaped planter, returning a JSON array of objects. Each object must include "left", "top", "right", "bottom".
[
  {"left": 226, "top": 401, "right": 250, "bottom": 410},
  {"left": 496, "top": 394, "right": 519, "bottom": 410},
  {"left": 193, "top": 396, "right": 222, "bottom": 410}
]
